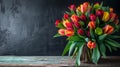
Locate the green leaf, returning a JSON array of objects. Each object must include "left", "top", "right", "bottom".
[
  {"left": 107, "top": 35, "right": 120, "bottom": 39},
  {"left": 76, "top": 42, "right": 84, "bottom": 66},
  {"left": 62, "top": 41, "right": 72, "bottom": 56},
  {"left": 105, "top": 38, "right": 120, "bottom": 48},
  {"left": 92, "top": 46, "right": 100, "bottom": 64},
  {"left": 100, "top": 42, "right": 106, "bottom": 57},
  {"left": 57, "top": 23, "right": 65, "bottom": 28},
  {"left": 99, "top": 34, "right": 107, "bottom": 40},
  {"left": 67, "top": 36, "right": 84, "bottom": 42},
  {"left": 53, "top": 33, "right": 61, "bottom": 38},
  {"left": 105, "top": 43, "right": 112, "bottom": 52},
  {"left": 72, "top": 47, "right": 78, "bottom": 58},
  {"left": 69, "top": 42, "right": 77, "bottom": 56}
]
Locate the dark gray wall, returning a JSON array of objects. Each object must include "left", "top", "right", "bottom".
[{"left": 0, "top": 0, "right": 119, "bottom": 56}]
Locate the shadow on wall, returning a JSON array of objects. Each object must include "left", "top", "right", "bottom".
[{"left": 0, "top": 0, "right": 119, "bottom": 56}]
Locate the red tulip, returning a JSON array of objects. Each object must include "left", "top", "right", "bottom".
[
  {"left": 63, "top": 20, "right": 73, "bottom": 29},
  {"left": 88, "top": 21, "right": 96, "bottom": 29},
  {"left": 110, "top": 12, "right": 116, "bottom": 22},
  {"left": 79, "top": 14, "right": 86, "bottom": 21},
  {"left": 114, "top": 19, "right": 119, "bottom": 25},
  {"left": 89, "top": 14, "right": 96, "bottom": 21},
  {"left": 96, "top": 9, "right": 104, "bottom": 18},
  {"left": 103, "top": 25, "right": 114, "bottom": 34},
  {"left": 77, "top": 29, "right": 84, "bottom": 35},
  {"left": 68, "top": 4, "right": 76, "bottom": 11},
  {"left": 74, "top": 22, "right": 81, "bottom": 28},
  {"left": 55, "top": 20, "right": 61, "bottom": 27},
  {"left": 87, "top": 41, "right": 96, "bottom": 49},
  {"left": 63, "top": 13, "right": 69, "bottom": 19},
  {"left": 65, "top": 29, "right": 74, "bottom": 37},
  {"left": 86, "top": 31, "right": 90, "bottom": 37},
  {"left": 58, "top": 29, "right": 65, "bottom": 36},
  {"left": 71, "top": 14, "right": 79, "bottom": 23}
]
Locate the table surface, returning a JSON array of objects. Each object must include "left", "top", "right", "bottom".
[{"left": 0, "top": 56, "right": 119, "bottom": 67}]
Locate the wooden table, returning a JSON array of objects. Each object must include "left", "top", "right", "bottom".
[{"left": 0, "top": 56, "right": 119, "bottom": 67}]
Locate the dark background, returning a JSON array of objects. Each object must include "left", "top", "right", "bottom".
[{"left": 0, "top": 0, "right": 119, "bottom": 56}]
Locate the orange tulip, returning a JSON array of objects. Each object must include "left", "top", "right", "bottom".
[
  {"left": 87, "top": 41, "right": 96, "bottom": 49},
  {"left": 71, "top": 14, "right": 79, "bottom": 23},
  {"left": 65, "top": 29, "right": 74, "bottom": 37},
  {"left": 58, "top": 29, "right": 65, "bottom": 36},
  {"left": 103, "top": 25, "right": 114, "bottom": 34},
  {"left": 88, "top": 21, "right": 96, "bottom": 29},
  {"left": 81, "top": 2, "right": 90, "bottom": 13},
  {"left": 110, "top": 8, "right": 113, "bottom": 12}
]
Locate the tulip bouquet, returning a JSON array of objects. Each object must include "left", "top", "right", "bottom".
[{"left": 54, "top": 2, "right": 120, "bottom": 66}]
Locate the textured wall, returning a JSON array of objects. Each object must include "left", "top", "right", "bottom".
[{"left": 0, "top": 0, "right": 119, "bottom": 56}]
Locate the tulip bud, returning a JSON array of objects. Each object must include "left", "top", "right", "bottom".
[
  {"left": 87, "top": 41, "right": 96, "bottom": 49},
  {"left": 93, "top": 3, "right": 100, "bottom": 9},
  {"left": 58, "top": 29, "right": 65, "bottom": 36},
  {"left": 68, "top": 4, "right": 76, "bottom": 11},
  {"left": 81, "top": 2, "right": 90, "bottom": 13},
  {"left": 71, "top": 14, "right": 79, "bottom": 23},
  {"left": 114, "top": 19, "right": 119, "bottom": 25},
  {"left": 55, "top": 20, "right": 61, "bottom": 27},
  {"left": 110, "top": 8, "right": 113, "bottom": 12},
  {"left": 89, "top": 14, "right": 96, "bottom": 21},
  {"left": 63, "top": 13, "right": 69, "bottom": 19},
  {"left": 86, "top": 31, "right": 90, "bottom": 37},
  {"left": 102, "top": 12, "right": 110, "bottom": 22},
  {"left": 77, "top": 29, "right": 84, "bottom": 35},
  {"left": 95, "top": 27, "right": 103, "bottom": 35},
  {"left": 110, "top": 13, "right": 116, "bottom": 22},
  {"left": 74, "top": 22, "right": 81, "bottom": 28},
  {"left": 96, "top": 9, "right": 104, "bottom": 18},
  {"left": 80, "top": 14, "right": 86, "bottom": 21},
  {"left": 88, "top": 21, "right": 96, "bottom": 29},
  {"left": 103, "top": 25, "right": 114, "bottom": 34},
  {"left": 65, "top": 29, "right": 74, "bottom": 37},
  {"left": 63, "top": 20, "right": 73, "bottom": 29}
]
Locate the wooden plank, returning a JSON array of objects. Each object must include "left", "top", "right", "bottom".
[{"left": 0, "top": 56, "right": 119, "bottom": 67}]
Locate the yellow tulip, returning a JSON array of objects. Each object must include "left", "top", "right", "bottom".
[{"left": 102, "top": 12, "right": 110, "bottom": 22}]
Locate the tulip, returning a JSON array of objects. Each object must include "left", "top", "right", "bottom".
[
  {"left": 109, "top": 8, "right": 113, "bottom": 12},
  {"left": 77, "top": 29, "right": 84, "bottom": 35},
  {"left": 114, "top": 19, "right": 119, "bottom": 25},
  {"left": 81, "top": 2, "right": 90, "bottom": 13},
  {"left": 79, "top": 14, "right": 86, "bottom": 21},
  {"left": 63, "top": 13, "right": 69, "bottom": 19},
  {"left": 89, "top": 14, "right": 96, "bottom": 21},
  {"left": 95, "top": 27, "right": 103, "bottom": 35},
  {"left": 55, "top": 20, "right": 61, "bottom": 27},
  {"left": 63, "top": 20, "right": 73, "bottom": 29},
  {"left": 96, "top": 9, "right": 104, "bottom": 18},
  {"left": 103, "top": 25, "right": 114, "bottom": 34},
  {"left": 74, "top": 22, "right": 81, "bottom": 28},
  {"left": 87, "top": 41, "right": 96, "bottom": 49},
  {"left": 110, "top": 12, "right": 116, "bottom": 22},
  {"left": 71, "top": 14, "right": 79, "bottom": 23},
  {"left": 93, "top": 3, "right": 100, "bottom": 9},
  {"left": 88, "top": 21, "right": 96, "bottom": 29},
  {"left": 68, "top": 4, "right": 76, "bottom": 11},
  {"left": 65, "top": 29, "right": 74, "bottom": 37},
  {"left": 102, "top": 12, "right": 110, "bottom": 22},
  {"left": 58, "top": 29, "right": 65, "bottom": 36},
  {"left": 86, "top": 31, "right": 90, "bottom": 37}
]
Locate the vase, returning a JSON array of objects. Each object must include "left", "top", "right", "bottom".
[{"left": 81, "top": 45, "right": 92, "bottom": 63}]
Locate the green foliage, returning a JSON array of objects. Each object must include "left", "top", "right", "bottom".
[
  {"left": 69, "top": 42, "right": 77, "bottom": 56},
  {"left": 92, "top": 45, "right": 100, "bottom": 64},
  {"left": 57, "top": 23, "right": 65, "bottom": 28},
  {"left": 67, "top": 35, "right": 85, "bottom": 42},
  {"left": 99, "top": 42, "right": 106, "bottom": 57}
]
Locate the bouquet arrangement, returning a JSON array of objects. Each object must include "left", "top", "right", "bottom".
[{"left": 54, "top": 2, "right": 120, "bottom": 66}]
